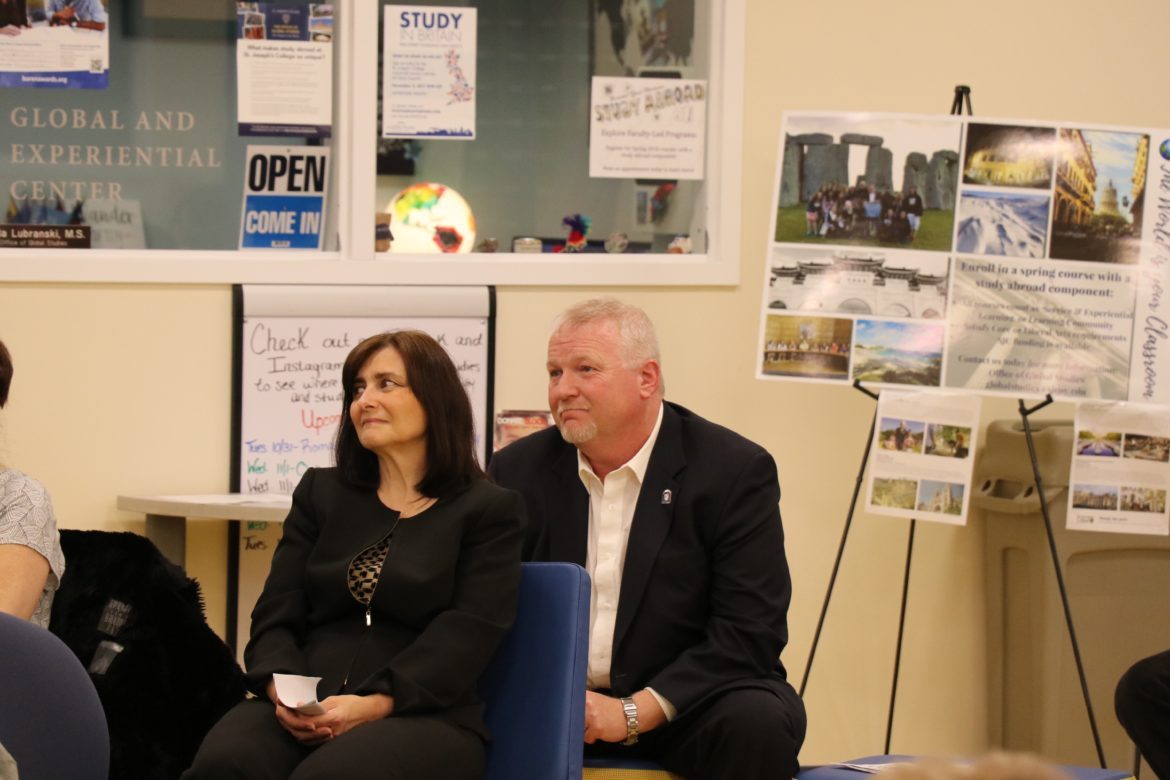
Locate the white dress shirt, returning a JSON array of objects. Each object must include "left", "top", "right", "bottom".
[{"left": 577, "top": 403, "right": 676, "bottom": 720}]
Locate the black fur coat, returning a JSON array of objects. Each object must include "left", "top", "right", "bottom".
[{"left": 49, "top": 530, "right": 246, "bottom": 780}]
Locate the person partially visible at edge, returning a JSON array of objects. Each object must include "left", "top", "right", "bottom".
[
  {"left": 489, "top": 298, "right": 806, "bottom": 780},
  {"left": 46, "top": 0, "right": 107, "bottom": 30},
  {"left": 0, "top": 0, "right": 30, "bottom": 35},
  {"left": 0, "top": 338, "right": 66, "bottom": 628},
  {"left": 184, "top": 330, "right": 525, "bottom": 780},
  {"left": 1116, "top": 650, "right": 1170, "bottom": 780}
]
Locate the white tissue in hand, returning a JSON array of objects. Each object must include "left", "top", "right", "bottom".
[{"left": 272, "top": 673, "right": 326, "bottom": 715}]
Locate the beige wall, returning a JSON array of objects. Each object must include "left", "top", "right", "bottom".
[
  {"left": 0, "top": 284, "right": 236, "bottom": 640},
  {"left": 0, "top": 0, "right": 1161, "bottom": 766}
]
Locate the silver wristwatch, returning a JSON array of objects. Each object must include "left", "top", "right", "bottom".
[{"left": 620, "top": 696, "right": 639, "bottom": 745}]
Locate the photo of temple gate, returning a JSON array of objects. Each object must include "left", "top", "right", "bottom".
[{"left": 766, "top": 247, "right": 949, "bottom": 319}]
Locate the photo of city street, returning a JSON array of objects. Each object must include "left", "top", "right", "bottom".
[
  {"left": 917, "top": 480, "right": 964, "bottom": 515},
  {"left": 1049, "top": 129, "right": 1148, "bottom": 265},
  {"left": 1122, "top": 433, "right": 1170, "bottom": 463},
  {"left": 1072, "top": 484, "right": 1119, "bottom": 510},
  {"left": 1120, "top": 487, "right": 1167, "bottom": 514}
]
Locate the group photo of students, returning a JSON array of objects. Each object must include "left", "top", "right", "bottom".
[{"left": 804, "top": 182, "right": 924, "bottom": 245}]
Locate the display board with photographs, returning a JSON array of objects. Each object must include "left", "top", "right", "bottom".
[
  {"left": 757, "top": 111, "right": 1170, "bottom": 405},
  {"left": 1068, "top": 403, "right": 1170, "bottom": 536}
]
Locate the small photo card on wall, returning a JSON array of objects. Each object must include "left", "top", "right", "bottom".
[
  {"left": 1069, "top": 402, "right": 1170, "bottom": 536},
  {"left": 866, "top": 389, "right": 981, "bottom": 525}
]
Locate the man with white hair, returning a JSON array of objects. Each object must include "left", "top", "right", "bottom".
[{"left": 489, "top": 298, "right": 805, "bottom": 779}]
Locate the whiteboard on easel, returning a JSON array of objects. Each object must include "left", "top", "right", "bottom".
[{"left": 230, "top": 284, "right": 495, "bottom": 657}]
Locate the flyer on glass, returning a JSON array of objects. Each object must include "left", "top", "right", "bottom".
[
  {"left": 493, "top": 410, "right": 554, "bottom": 452},
  {"left": 756, "top": 112, "right": 1170, "bottom": 406},
  {"left": 592, "top": 0, "right": 696, "bottom": 78},
  {"left": 0, "top": 0, "right": 110, "bottom": 89},
  {"left": 1068, "top": 403, "right": 1170, "bottom": 536},
  {"left": 589, "top": 76, "right": 707, "bottom": 180},
  {"left": 238, "top": 145, "right": 329, "bottom": 250},
  {"left": 236, "top": 3, "right": 334, "bottom": 138},
  {"left": 382, "top": 5, "right": 476, "bottom": 139},
  {"left": 865, "top": 390, "right": 981, "bottom": 525}
]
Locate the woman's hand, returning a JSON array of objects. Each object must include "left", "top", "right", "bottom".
[
  {"left": 310, "top": 694, "right": 394, "bottom": 739},
  {"left": 275, "top": 702, "right": 335, "bottom": 745},
  {"left": 263, "top": 683, "right": 393, "bottom": 743},
  {"left": 265, "top": 679, "right": 335, "bottom": 745}
]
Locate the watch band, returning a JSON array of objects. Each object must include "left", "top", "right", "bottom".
[{"left": 620, "top": 696, "right": 639, "bottom": 745}]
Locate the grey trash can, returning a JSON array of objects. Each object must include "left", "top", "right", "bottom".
[{"left": 973, "top": 419, "right": 1170, "bottom": 769}]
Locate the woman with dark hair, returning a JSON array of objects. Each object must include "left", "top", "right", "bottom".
[
  {"left": 0, "top": 0, "right": 29, "bottom": 35},
  {"left": 0, "top": 339, "right": 66, "bottom": 628},
  {"left": 185, "top": 331, "right": 525, "bottom": 780}
]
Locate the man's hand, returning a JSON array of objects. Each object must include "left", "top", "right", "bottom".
[
  {"left": 50, "top": 7, "right": 75, "bottom": 25},
  {"left": 584, "top": 691, "right": 628, "bottom": 744},
  {"left": 583, "top": 690, "right": 666, "bottom": 744}
]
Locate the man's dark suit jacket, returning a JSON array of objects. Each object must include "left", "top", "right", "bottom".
[{"left": 488, "top": 402, "right": 795, "bottom": 718}]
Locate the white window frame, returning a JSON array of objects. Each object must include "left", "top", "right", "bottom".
[{"left": 0, "top": 0, "right": 743, "bottom": 286}]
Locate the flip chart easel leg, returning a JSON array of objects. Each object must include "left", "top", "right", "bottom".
[
  {"left": 1017, "top": 395, "right": 1106, "bottom": 768},
  {"left": 798, "top": 379, "right": 916, "bottom": 755},
  {"left": 950, "top": 84, "right": 973, "bottom": 116},
  {"left": 799, "top": 381, "right": 880, "bottom": 699},
  {"left": 886, "top": 519, "right": 915, "bottom": 754}
]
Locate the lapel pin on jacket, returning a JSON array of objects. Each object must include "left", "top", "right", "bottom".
[{"left": 661, "top": 489, "right": 672, "bottom": 505}]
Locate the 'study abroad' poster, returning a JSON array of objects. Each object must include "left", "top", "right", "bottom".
[
  {"left": 756, "top": 112, "right": 1169, "bottom": 405},
  {"left": 381, "top": 5, "right": 476, "bottom": 140}
]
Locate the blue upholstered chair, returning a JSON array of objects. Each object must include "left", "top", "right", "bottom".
[
  {"left": 795, "top": 755, "right": 1134, "bottom": 780},
  {"left": 480, "top": 561, "right": 591, "bottom": 780},
  {"left": 0, "top": 610, "right": 109, "bottom": 780}
]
